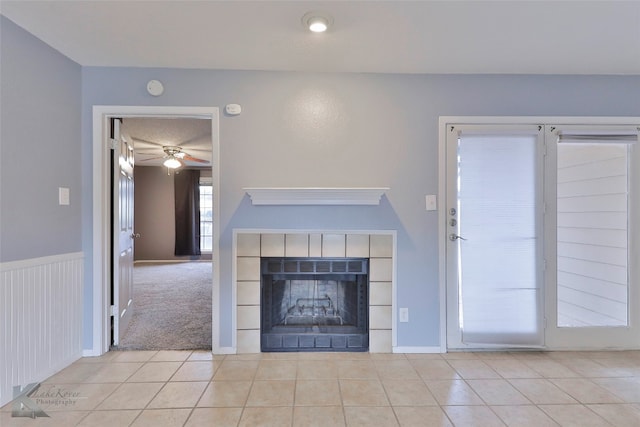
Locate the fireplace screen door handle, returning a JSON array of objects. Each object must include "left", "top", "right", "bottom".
[{"left": 449, "top": 233, "right": 467, "bottom": 242}]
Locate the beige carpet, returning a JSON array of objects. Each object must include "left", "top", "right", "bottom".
[{"left": 117, "top": 262, "right": 212, "bottom": 350}]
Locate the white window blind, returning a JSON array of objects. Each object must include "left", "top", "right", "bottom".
[
  {"left": 457, "top": 133, "right": 543, "bottom": 346},
  {"left": 556, "top": 131, "right": 636, "bottom": 327}
]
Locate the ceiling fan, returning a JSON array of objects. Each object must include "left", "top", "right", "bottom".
[{"left": 138, "top": 145, "right": 209, "bottom": 169}]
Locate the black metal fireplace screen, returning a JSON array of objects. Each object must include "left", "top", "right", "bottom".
[{"left": 261, "top": 257, "right": 369, "bottom": 352}]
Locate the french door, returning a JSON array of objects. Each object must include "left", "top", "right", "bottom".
[
  {"left": 445, "top": 125, "right": 545, "bottom": 349},
  {"left": 544, "top": 125, "right": 639, "bottom": 349},
  {"left": 444, "top": 119, "right": 640, "bottom": 350}
]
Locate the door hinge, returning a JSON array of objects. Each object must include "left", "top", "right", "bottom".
[
  {"left": 110, "top": 305, "right": 118, "bottom": 317},
  {"left": 109, "top": 138, "right": 118, "bottom": 150}
]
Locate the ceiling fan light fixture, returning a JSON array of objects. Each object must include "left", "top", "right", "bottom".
[
  {"left": 302, "top": 11, "right": 332, "bottom": 33},
  {"left": 163, "top": 157, "right": 181, "bottom": 169}
]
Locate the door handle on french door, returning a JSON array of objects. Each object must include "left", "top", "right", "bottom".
[{"left": 449, "top": 234, "right": 467, "bottom": 241}]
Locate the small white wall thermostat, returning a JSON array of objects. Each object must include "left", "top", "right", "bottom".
[
  {"left": 59, "top": 187, "right": 70, "bottom": 206},
  {"left": 225, "top": 104, "right": 242, "bottom": 115},
  {"left": 146, "top": 79, "right": 164, "bottom": 96}
]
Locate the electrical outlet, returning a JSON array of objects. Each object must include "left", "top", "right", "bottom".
[{"left": 399, "top": 307, "right": 409, "bottom": 322}]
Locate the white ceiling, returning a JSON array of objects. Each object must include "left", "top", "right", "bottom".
[{"left": 2, "top": 0, "right": 639, "bottom": 75}]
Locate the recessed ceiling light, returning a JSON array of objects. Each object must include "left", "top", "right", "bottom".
[{"left": 302, "top": 11, "right": 333, "bottom": 33}]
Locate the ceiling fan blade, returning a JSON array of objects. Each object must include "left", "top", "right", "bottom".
[
  {"left": 182, "top": 154, "right": 209, "bottom": 164},
  {"left": 177, "top": 147, "right": 210, "bottom": 154},
  {"left": 178, "top": 131, "right": 212, "bottom": 147},
  {"left": 138, "top": 155, "right": 166, "bottom": 162},
  {"left": 130, "top": 137, "right": 166, "bottom": 150}
]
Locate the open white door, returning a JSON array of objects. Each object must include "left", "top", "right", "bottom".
[{"left": 111, "top": 118, "right": 136, "bottom": 346}]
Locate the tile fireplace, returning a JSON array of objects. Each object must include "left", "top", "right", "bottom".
[{"left": 234, "top": 232, "right": 394, "bottom": 353}]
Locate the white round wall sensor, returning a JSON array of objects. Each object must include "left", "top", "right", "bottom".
[
  {"left": 146, "top": 80, "right": 164, "bottom": 96},
  {"left": 225, "top": 104, "right": 242, "bottom": 115}
]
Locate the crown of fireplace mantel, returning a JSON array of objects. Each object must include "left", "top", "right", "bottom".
[{"left": 243, "top": 187, "right": 389, "bottom": 206}]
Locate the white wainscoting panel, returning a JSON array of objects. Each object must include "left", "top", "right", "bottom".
[{"left": 0, "top": 252, "right": 83, "bottom": 407}]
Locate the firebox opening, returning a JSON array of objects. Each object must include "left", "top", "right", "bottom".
[{"left": 261, "top": 258, "right": 369, "bottom": 352}]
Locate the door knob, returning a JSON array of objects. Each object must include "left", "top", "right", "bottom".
[
  {"left": 449, "top": 233, "right": 467, "bottom": 241},
  {"left": 130, "top": 233, "right": 141, "bottom": 239}
]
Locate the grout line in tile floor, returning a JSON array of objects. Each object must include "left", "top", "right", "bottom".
[{"left": 1, "top": 350, "right": 640, "bottom": 426}]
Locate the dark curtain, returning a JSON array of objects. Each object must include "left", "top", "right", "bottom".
[{"left": 174, "top": 169, "right": 201, "bottom": 256}]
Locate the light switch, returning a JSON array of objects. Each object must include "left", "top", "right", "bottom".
[
  {"left": 425, "top": 194, "right": 437, "bottom": 211},
  {"left": 399, "top": 307, "right": 409, "bottom": 323},
  {"left": 59, "top": 187, "right": 70, "bottom": 205}
]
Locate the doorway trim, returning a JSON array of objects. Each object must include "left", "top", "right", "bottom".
[{"left": 91, "top": 106, "right": 221, "bottom": 356}]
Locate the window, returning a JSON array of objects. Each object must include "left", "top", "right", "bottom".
[
  {"left": 555, "top": 130, "right": 636, "bottom": 327},
  {"left": 199, "top": 177, "right": 213, "bottom": 253}
]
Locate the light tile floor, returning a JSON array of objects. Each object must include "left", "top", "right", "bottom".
[{"left": 2, "top": 350, "right": 640, "bottom": 426}]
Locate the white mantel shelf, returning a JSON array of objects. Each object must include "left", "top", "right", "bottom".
[{"left": 244, "top": 187, "right": 389, "bottom": 206}]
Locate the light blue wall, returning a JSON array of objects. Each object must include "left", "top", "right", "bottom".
[
  {"left": 81, "top": 68, "right": 640, "bottom": 348},
  {"left": 0, "top": 16, "right": 82, "bottom": 262}
]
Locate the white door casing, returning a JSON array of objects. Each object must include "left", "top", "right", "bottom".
[{"left": 90, "top": 106, "right": 221, "bottom": 356}]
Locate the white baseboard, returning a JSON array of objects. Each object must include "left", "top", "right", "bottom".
[
  {"left": 82, "top": 348, "right": 103, "bottom": 357},
  {"left": 214, "top": 347, "right": 236, "bottom": 355},
  {"left": 393, "top": 346, "right": 444, "bottom": 354}
]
